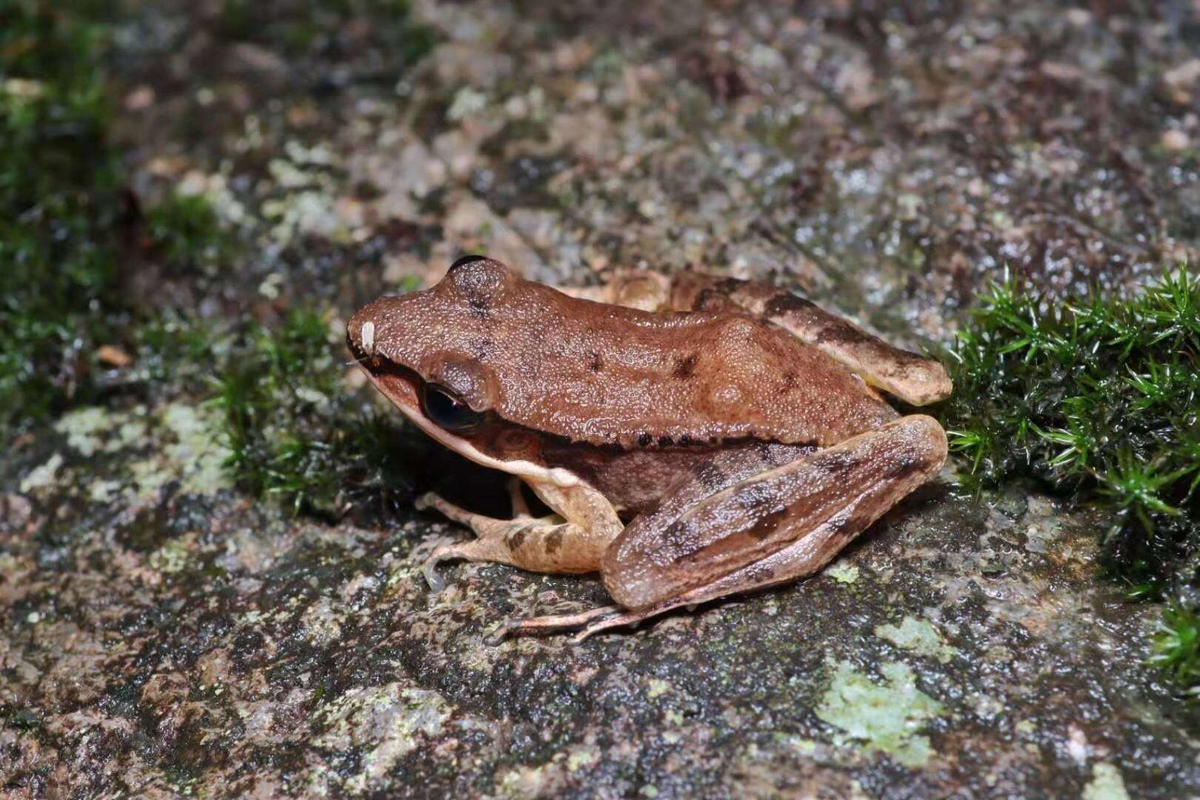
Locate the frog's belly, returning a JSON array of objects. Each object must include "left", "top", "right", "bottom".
[{"left": 541, "top": 440, "right": 814, "bottom": 516}]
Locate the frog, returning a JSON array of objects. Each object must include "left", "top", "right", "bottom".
[{"left": 346, "top": 256, "right": 951, "bottom": 641}]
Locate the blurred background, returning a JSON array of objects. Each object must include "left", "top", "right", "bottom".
[{"left": 4, "top": 1, "right": 1200, "bottom": 796}]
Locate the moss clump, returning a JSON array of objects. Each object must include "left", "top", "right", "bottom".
[
  {"left": 0, "top": 2, "right": 120, "bottom": 432},
  {"left": 0, "top": 4, "right": 233, "bottom": 437},
  {"left": 134, "top": 313, "right": 231, "bottom": 390},
  {"left": 213, "top": 307, "right": 411, "bottom": 519},
  {"left": 938, "top": 267, "right": 1200, "bottom": 694},
  {"left": 145, "top": 193, "right": 233, "bottom": 275},
  {"left": 1149, "top": 605, "right": 1200, "bottom": 700}
]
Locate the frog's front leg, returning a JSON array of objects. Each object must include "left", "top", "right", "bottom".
[
  {"left": 418, "top": 478, "right": 624, "bottom": 589},
  {"left": 506, "top": 415, "right": 946, "bottom": 641}
]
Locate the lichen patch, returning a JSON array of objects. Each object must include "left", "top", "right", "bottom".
[
  {"left": 1083, "top": 762, "right": 1130, "bottom": 800},
  {"left": 874, "top": 616, "right": 957, "bottom": 663},
  {"left": 815, "top": 660, "right": 945, "bottom": 768}
]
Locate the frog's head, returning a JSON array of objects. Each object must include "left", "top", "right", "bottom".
[{"left": 347, "top": 256, "right": 574, "bottom": 483}]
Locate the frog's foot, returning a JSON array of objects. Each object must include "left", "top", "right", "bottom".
[
  {"left": 488, "top": 605, "right": 621, "bottom": 644},
  {"left": 423, "top": 541, "right": 501, "bottom": 593},
  {"left": 416, "top": 492, "right": 607, "bottom": 588},
  {"left": 498, "top": 595, "right": 707, "bottom": 642}
]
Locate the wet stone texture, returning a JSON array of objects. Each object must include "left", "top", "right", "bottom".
[{"left": 5, "top": 0, "right": 1200, "bottom": 796}]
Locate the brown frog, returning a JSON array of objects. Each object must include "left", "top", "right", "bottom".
[{"left": 346, "top": 256, "right": 951, "bottom": 641}]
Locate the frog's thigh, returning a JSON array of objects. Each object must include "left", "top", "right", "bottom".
[
  {"left": 560, "top": 270, "right": 670, "bottom": 312},
  {"left": 601, "top": 414, "right": 948, "bottom": 612},
  {"left": 666, "top": 273, "right": 952, "bottom": 406}
]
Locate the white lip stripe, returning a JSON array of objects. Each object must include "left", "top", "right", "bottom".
[
  {"left": 359, "top": 368, "right": 580, "bottom": 488},
  {"left": 361, "top": 321, "right": 375, "bottom": 355}
]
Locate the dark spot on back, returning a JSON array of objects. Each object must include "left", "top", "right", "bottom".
[
  {"left": 638, "top": 432, "right": 653, "bottom": 447},
  {"left": 673, "top": 353, "right": 699, "bottom": 380},
  {"left": 663, "top": 520, "right": 692, "bottom": 551},
  {"left": 746, "top": 563, "right": 776, "bottom": 583},
  {"left": 589, "top": 351, "right": 604, "bottom": 372},
  {"left": 658, "top": 436, "right": 673, "bottom": 447},
  {"left": 545, "top": 529, "right": 563, "bottom": 554}
]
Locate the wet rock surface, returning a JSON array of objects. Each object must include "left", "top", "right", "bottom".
[{"left": 5, "top": 1, "right": 1200, "bottom": 796}]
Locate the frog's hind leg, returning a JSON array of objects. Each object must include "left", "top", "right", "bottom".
[
  {"left": 665, "top": 273, "right": 952, "bottom": 406},
  {"left": 558, "top": 270, "right": 670, "bottom": 312},
  {"left": 503, "top": 415, "right": 948, "bottom": 641}
]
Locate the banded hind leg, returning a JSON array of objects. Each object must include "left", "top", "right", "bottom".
[
  {"left": 572, "top": 269, "right": 951, "bottom": 406},
  {"left": 502, "top": 415, "right": 947, "bottom": 641}
]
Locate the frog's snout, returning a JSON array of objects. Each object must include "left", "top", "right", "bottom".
[{"left": 345, "top": 307, "right": 372, "bottom": 359}]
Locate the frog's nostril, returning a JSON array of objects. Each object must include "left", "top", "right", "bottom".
[{"left": 361, "top": 321, "right": 375, "bottom": 355}]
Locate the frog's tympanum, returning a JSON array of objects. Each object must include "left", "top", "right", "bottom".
[{"left": 347, "top": 257, "right": 951, "bottom": 641}]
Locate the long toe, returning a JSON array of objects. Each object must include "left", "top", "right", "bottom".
[{"left": 422, "top": 548, "right": 455, "bottom": 592}]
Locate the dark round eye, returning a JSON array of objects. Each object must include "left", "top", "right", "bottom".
[
  {"left": 420, "top": 384, "right": 483, "bottom": 433},
  {"left": 450, "top": 254, "right": 487, "bottom": 271}
]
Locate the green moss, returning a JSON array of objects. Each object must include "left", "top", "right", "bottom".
[
  {"left": 0, "top": 4, "right": 233, "bottom": 437},
  {"left": 135, "top": 313, "right": 232, "bottom": 389},
  {"left": 312, "top": 683, "right": 452, "bottom": 793},
  {"left": 0, "top": 1, "right": 119, "bottom": 433},
  {"left": 938, "top": 267, "right": 1200, "bottom": 694},
  {"left": 145, "top": 193, "right": 233, "bottom": 275},
  {"left": 3, "top": 706, "right": 41, "bottom": 732},
  {"left": 212, "top": 307, "right": 412, "bottom": 519},
  {"left": 1149, "top": 605, "right": 1200, "bottom": 700}
]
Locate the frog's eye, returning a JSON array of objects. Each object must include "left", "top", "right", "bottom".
[{"left": 420, "top": 384, "right": 483, "bottom": 433}]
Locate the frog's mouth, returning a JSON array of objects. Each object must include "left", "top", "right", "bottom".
[{"left": 347, "top": 341, "right": 580, "bottom": 488}]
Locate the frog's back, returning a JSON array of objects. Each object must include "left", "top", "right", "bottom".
[{"left": 361, "top": 260, "right": 899, "bottom": 449}]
